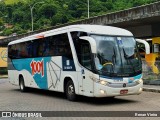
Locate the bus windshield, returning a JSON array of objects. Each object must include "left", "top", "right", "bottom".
[{"left": 90, "top": 34, "right": 142, "bottom": 77}]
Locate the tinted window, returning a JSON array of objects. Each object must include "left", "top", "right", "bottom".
[
  {"left": 47, "top": 33, "right": 73, "bottom": 59},
  {"left": 8, "top": 33, "right": 73, "bottom": 59},
  {"left": 79, "top": 40, "right": 92, "bottom": 69},
  {"left": 71, "top": 32, "right": 92, "bottom": 69},
  {"left": 71, "top": 31, "right": 88, "bottom": 59}
]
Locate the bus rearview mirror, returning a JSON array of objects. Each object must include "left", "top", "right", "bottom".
[{"left": 136, "top": 39, "right": 150, "bottom": 54}]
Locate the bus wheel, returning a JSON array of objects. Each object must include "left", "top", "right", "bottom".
[
  {"left": 66, "top": 80, "right": 76, "bottom": 101},
  {"left": 19, "top": 77, "right": 27, "bottom": 92}
]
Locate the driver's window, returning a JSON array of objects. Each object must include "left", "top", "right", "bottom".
[
  {"left": 80, "top": 40, "right": 92, "bottom": 69},
  {"left": 71, "top": 31, "right": 92, "bottom": 69},
  {"left": 80, "top": 40, "right": 91, "bottom": 69}
]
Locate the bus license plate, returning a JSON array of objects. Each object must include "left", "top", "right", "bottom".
[{"left": 120, "top": 89, "right": 128, "bottom": 95}]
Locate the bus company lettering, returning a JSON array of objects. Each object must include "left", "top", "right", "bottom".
[{"left": 30, "top": 59, "right": 44, "bottom": 77}]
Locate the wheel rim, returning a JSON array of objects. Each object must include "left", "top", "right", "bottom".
[{"left": 68, "top": 85, "right": 74, "bottom": 95}]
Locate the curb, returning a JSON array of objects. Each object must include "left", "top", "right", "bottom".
[
  {"left": 0, "top": 76, "right": 8, "bottom": 79},
  {"left": 143, "top": 87, "right": 160, "bottom": 93}
]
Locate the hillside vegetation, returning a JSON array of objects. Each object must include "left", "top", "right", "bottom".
[
  {"left": 4, "top": 0, "right": 20, "bottom": 5},
  {"left": 0, "top": 0, "right": 159, "bottom": 36}
]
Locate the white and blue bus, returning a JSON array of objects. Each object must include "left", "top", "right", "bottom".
[{"left": 8, "top": 25, "right": 144, "bottom": 101}]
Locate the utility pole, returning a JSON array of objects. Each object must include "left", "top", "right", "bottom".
[
  {"left": 29, "top": 2, "right": 44, "bottom": 31},
  {"left": 88, "top": 0, "right": 89, "bottom": 18}
]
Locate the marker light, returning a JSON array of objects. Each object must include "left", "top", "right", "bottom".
[{"left": 36, "top": 35, "right": 44, "bottom": 39}]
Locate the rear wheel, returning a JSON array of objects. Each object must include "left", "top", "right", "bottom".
[
  {"left": 65, "top": 80, "right": 76, "bottom": 101},
  {"left": 19, "top": 77, "right": 27, "bottom": 92}
]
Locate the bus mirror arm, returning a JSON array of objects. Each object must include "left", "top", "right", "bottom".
[
  {"left": 136, "top": 39, "right": 150, "bottom": 54},
  {"left": 79, "top": 36, "right": 97, "bottom": 53}
]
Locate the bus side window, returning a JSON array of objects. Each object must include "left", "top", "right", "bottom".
[
  {"left": 8, "top": 45, "right": 15, "bottom": 59},
  {"left": 79, "top": 40, "right": 92, "bottom": 70},
  {"left": 48, "top": 36, "right": 56, "bottom": 56},
  {"left": 71, "top": 32, "right": 92, "bottom": 69},
  {"left": 71, "top": 31, "right": 88, "bottom": 58},
  {"left": 59, "top": 33, "right": 73, "bottom": 59},
  {"left": 9, "top": 43, "right": 29, "bottom": 59},
  {"left": 19, "top": 42, "right": 28, "bottom": 58},
  {"left": 27, "top": 41, "right": 34, "bottom": 57},
  {"left": 36, "top": 38, "right": 49, "bottom": 57},
  {"left": 31, "top": 41, "right": 37, "bottom": 57},
  {"left": 38, "top": 41, "right": 45, "bottom": 57},
  {"left": 12, "top": 44, "right": 20, "bottom": 59},
  {"left": 48, "top": 33, "right": 73, "bottom": 59},
  {"left": 71, "top": 31, "right": 88, "bottom": 44}
]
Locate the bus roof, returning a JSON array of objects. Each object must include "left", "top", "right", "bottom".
[{"left": 9, "top": 24, "right": 133, "bottom": 45}]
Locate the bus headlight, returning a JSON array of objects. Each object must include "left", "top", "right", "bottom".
[
  {"left": 136, "top": 78, "right": 143, "bottom": 84},
  {"left": 99, "top": 80, "right": 108, "bottom": 86},
  {"left": 90, "top": 76, "right": 108, "bottom": 86}
]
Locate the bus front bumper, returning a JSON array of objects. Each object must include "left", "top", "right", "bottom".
[{"left": 94, "top": 82, "right": 143, "bottom": 97}]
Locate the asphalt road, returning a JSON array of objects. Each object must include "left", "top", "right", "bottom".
[{"left": 0, "top": 79, "right": 160, "bottom": 120}]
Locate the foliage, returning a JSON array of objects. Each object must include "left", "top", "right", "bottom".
[
  {"left": 2, "top": 28, "right": 12, "bottom": 36},
  {"left": 0, "top": 0, "right": 159, "bottom": 36},
  {"left": 0, "top": 18, "right": 4, "bottom": 26},
  {"left": 4, "top": 0, "right": 20, "bottom": 5}
]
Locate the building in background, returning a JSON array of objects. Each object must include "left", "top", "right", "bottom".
[{"left": 0, "top": 47, "right": 7, "bottom": 67}]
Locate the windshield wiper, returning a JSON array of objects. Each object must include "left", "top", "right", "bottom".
[
  {"left": 122, "top": 48, "right": 134, "bottom": 59},
  {"left": 122, "top": 48, "right": 136, "bottom": 73},
  {"left": 112, "top": 47, "right": 116, "bottom": 64}
]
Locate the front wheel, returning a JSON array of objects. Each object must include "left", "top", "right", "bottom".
[
  {"left": 66, "top": 80, "right": 76, "bottom": 101},
  {"left": 19, "top": 77, "right": 27, "bottom": 92}
]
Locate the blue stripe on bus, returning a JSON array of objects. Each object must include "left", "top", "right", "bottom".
[
  {"left": 12, "top": 56, "right": 76, "bottom": 89},
  {"left": 100, "top": 74, "right": 142, "bottom": 83},
  {"left": 12, "top": 57, "right": 51, "bottom": 89}
]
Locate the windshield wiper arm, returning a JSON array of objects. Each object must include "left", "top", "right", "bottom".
[
  {"left": 112, "top": 47, "right": 116, "bottom": 64},
  {"left": 122, "top": 48, "right": 134, "bottom": 59},
  {"left": 122, "top": 48, "right": 136, "bottom": 73}
]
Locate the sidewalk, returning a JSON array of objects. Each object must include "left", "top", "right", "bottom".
[
  {"left": 0, "top": 75, "right": 8, "bottom": 79},
  {"left": 143, "top": 85, "right": 160, "bottom": 93}
]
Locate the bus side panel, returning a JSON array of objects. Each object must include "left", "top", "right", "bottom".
[
  {"left": 47, "top": 56, "right": 78, "bottom": 93},
  {"left": 19, "top": 70, "right": 39, "bottom": 88},
  {"left": 58, "top": 72, "right": 78, "bottom": 93},
  {"left": 46, "top": 56, "right": 62, "bottom": 91},
  {"left": 9, "top": 56, "right": 78, "bottom": 93},
  {"left": 8, "top": 70, "right": 19, "bottom": 86},
  {"left": 8, "top": 58, "right": 19, "bottom": 86},
  {"left": 9, "top": 57, "right": 51, "bottom": 90}
]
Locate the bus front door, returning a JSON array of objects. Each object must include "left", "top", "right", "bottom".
[{"left": 79, "top": 41, "right": 94, "bottom": 96}]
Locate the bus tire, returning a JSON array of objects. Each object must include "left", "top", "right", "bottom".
[
  {"left": 66, "top": 80, "right": 76, "bottom": 101},
  {"left": 19, "top": 76, "right": 27, "bottom": 92}
]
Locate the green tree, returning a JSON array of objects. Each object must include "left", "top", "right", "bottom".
[
  {"left": 0, "top": 19, "right": 4, "bottom": 26},
  {"left": 51, "top": 13, "right": 69, "bottom": 26},
  {"left": 0, "top": 0, "right": 158, "bottom": 35},
  {"left": 12, "top": 10, "right": 24, "bottom": 23},
  {"left": 38, "top": 4, "right": 57, "bottom": 19}
]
